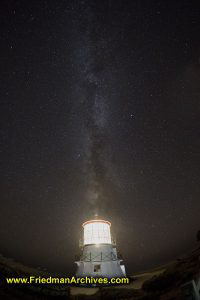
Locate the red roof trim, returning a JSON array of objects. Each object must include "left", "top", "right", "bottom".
[{"left": 82, "top": 219, "right": 111, "bottom": 227}]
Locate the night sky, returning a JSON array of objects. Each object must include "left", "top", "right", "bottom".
[{"left": 0, "top": 0, "right": 200, "bottom": 275}]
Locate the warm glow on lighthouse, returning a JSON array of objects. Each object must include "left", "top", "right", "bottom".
[{"left": 83, "top": 219, "right": 111, "bottom": 245}]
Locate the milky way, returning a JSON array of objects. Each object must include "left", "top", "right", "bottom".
[{"left": 70, "top": 3, "right": 118, "bottom": 216}]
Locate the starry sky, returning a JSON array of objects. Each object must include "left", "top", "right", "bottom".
[{"left": 0, "top": 0, "right": 200, "bottom": 275}]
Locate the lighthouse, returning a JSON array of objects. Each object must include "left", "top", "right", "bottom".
[{"left": 75, "top": 218, "right": 126, "bottom": 278}]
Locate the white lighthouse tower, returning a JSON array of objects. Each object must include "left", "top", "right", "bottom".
[{"left": 75, "top": 218, "right": 126, "bottom": 278}]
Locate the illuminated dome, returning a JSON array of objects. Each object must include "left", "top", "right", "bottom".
[{"left": 82, "top": 219, "right": 111, "bottom": 245}]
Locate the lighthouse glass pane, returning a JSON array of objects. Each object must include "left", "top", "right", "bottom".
[{"left": 83, "top": 222, "right": 111, "bottom": 245}]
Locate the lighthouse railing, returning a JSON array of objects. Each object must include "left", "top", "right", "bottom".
[
  {"left": 111, "top": 236, "right": 116, "bottom": 246},
  {"left": 79, "top": 251, "right": 118, "bottom": 262}
]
